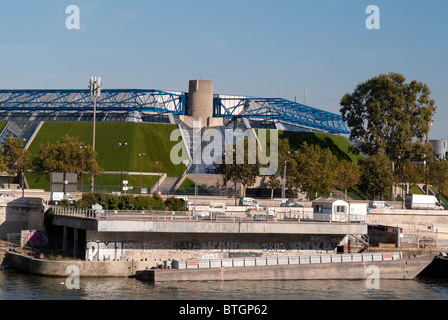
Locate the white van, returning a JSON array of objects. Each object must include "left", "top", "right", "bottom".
[
  {"left": 174, "top": 196, "right": 193, "bottom": 206},
  {"left": 51, "top": 192, "right": 77, "bottom": 204},
  {"left": 369, "top": 200, "right": 394, "bottom": 210}
]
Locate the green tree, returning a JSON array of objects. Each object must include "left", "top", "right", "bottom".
[
  {"left": 360, "top": 154, "right": 394, "bottom": 200},
  {"left": 427, "top": 159, "right": 448, "bottom": 201},
  {"left": 340, "top": 72, "right": 436, "bottom": 163},
  {"left": 294, "top": 142, "right": 338, "bottom": 200},
  {"left": 217, "top": 137, "right": 260, "bottom": 197},
  {"left": 396, "top": 159, "right": 422, "bottom": 188},
  {"left": 164, "top": 197, "right": 187, "bottom": 211},
  {"left": 267, "top": 138, "right": 298, "bottom": 198},
  {"left": 2, "top": 136, "right": 29, "bottom": 188},
  {"left": 31, "top": 135, "right": 101, "bottom": 182},
  {"left": 334, "top": 160, "right": 361, "bottom": 199}
]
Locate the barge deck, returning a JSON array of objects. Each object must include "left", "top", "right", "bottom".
[{"left": 136, "top": 252, "right": 434, "bottom": 282}]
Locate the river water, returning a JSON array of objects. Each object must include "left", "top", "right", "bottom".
[{"left": 1, "top": 269, "right": 448, "bottom": 300}]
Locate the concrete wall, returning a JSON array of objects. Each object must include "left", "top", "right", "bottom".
[
  {"left": 84, "top": 230, "right": 348, "bottom": 262},
  {"left": 366, "top": 209, "right": 448, "bottom": 240},
  {"left": 3, "top": 251, "right": 153, "bottom": 277},
  {"left": 0, "top": 197, "right": 45, "bottom": 239}
]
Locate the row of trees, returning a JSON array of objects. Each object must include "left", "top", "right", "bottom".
[
  {"left": 217, "top": 136, "right": 447, "bottom": 201},
  {"left": 218, "top": 72, "right": 444, "bottom": 201}
]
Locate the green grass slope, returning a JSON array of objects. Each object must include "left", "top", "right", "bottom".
[
  {"left": 257, "top": 129, "right": 362, "bottom": 163},
  {"left": 27, "top": 121, "right": 188, "bottom": 191},
  {"left": 277, "top": 131, "right": 362, "bottom": 163},
  {"left": 0, "top": 121, "right": 7, "bottom": 133}
]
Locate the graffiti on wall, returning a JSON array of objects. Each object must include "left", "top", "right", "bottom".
[
  {"left": 85, "top": 236, "right": 342, "bottom": 261},
  {"left": 86, "top": 240, "right": 243, "bottom": 261},
  {"left": 21, "top": 230, "right": 49, "bottom": 247}
]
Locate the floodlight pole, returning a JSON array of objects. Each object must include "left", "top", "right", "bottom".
[
  {"left": 22, "top": 138, "right": 26, "bottom": 198},
  {"left": 80, "top": 146, "right": 87, "bottom": 194},
  {"left": 89, "top": 76, "right": 102, "bottom": 193},
  {"left": 119, "top": 142, "right": 128, "bottom": 193},
  {"left": 139, "top": 153, "right": 145, "bottom": 192}
]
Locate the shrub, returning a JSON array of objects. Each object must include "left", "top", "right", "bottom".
[{"left": 165, "top": 197, "right": 187, "bottom": 211}]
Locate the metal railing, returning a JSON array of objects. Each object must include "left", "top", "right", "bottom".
[
  {"left": 50, "top": 206, "right": 368, "bottom": 223},
  {"left": 170, "top": 252, "right": 404, "bottom": 270}
]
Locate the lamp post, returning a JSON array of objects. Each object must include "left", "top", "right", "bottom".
[
  {"left": 80, "top": 145, "right": 87, "bottom": 194},
  {"left": 22, "top": 138, "right": 26, "bottom": 198},
  {"left": 424, "top": 154, "right": 428, "bottom": 195},
  {"left": 89, "top": 76, "right": 101, "bottom": 192},
  {"left": 119, "top": 142, "right": 127, "bottom": 193},
  {"left": 398, "top": 156, "right": 404, "bottom": 209},
  {"left": 156, "top": 161, "right": 160, "bottom": 193},
  {"left": 139, "top": 153, "right": 145, "bottom": 192},
  {"left": 282, "top": 151, "right": 297, "bottom": 202}
]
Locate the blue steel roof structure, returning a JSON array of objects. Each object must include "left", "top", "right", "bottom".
[
  {"left": 213, "top": 96, "right": 350, "bottom": 134},
  {"left": 0, "top": 89, "right": 185, "bottom": 114},
  {"left": 0, "top": 89, "right": 350, "bottom": 134}
]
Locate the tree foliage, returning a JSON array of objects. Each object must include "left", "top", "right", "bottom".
[
  {"left": 360, "top": 154, "right": 394, "bottom": 199},
  {"left": 427, "top": 159, "right": 448, "bottom": 198},
  {"left": 293, "top": 142, "right": 338, "bottom": 199},
  {"left": 217, "top": 137, "right": 260, "bottom": 197},
  {"left": 2, "top": 136, "right": 28, "bottom": 183},
  {"left": 340, "top": 72, "right": 436, "bottom": 163},
  {"left": 333, "top": 160, "right": 361, "bottom": 199},
  {"left": 31, "top": 135, "right": 101, "bottom": 182}
]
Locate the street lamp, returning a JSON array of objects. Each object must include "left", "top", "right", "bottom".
[
  {"left": 139, "top": 153, "right": 146, "bottom": 192},
  {"left": 89, "top": 76, "right": 102, "bottom": 192},
  {"left": 156, "top": 161, "right": 160, "bottom": 193},
  {"left": 283, "top": 151, "right": 297, "bottom": 201},
  {"left": 80, "top": 145, "right": 87, "bottom": 194},
  {"left": 424, "top": 154, "right": 428, "bottom": 195},
  {"left": 119, "top": 142, "right": 127, "bottom": 193},
  {"left": 398, "top": 156, "right": 404, "bottom": 209},
  {"left": 22, "top": 138, "right": 26, "bottom": 198}
]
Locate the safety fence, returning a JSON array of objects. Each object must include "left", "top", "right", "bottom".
[
  {"left": 50, "top": 206, "right": 367, "bottom": 224},
  {"left": 169, "top": 252, "right": 404, "bottom": 270}
]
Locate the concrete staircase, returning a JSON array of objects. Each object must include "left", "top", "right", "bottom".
[{"left": 159, "top": 177, "right": 179, "bottom": 194}]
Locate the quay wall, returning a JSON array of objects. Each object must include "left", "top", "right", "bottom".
[
  {"left": 366, "top": 209, "right": 448, "bottom": 240},
  {"left": 0, "top": 198, "right": 45, "bottom": 239},
  {"left": 84, "top": 230, "right": 347, "bottom": 262},
  {"left": 2, "top": 251, "right": 154, "bottom": 277}
]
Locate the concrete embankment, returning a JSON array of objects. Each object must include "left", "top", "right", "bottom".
[{"left": 1, "top": 251, "right": 155, "bottom": 277}]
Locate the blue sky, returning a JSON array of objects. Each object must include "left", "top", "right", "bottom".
[{"left": 1, "top": 0, "right": 447, "bottom": 138}]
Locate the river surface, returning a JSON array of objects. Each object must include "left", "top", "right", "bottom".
[{"left": 1, "top": 269, "right": 448, "bottom": 300}]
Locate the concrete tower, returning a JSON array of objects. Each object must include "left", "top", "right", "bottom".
[{"left": 188, "top": 79, "right": 214, "bottom": 118}]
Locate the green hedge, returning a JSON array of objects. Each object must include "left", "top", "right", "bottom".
[{"left": 63, "top": 192, "right": 187, "bottom": 211}]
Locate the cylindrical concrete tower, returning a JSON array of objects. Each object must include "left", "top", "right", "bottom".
[
  {"left": 187, "top": 80, "right": 214, "bottom": 119},
  {"left": 430, "top": 139, "right": 448, "bottom": 160}
]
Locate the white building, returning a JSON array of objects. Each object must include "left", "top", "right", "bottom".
[{"left": 312, "top": 197, "right": 349, "bottom": 222}]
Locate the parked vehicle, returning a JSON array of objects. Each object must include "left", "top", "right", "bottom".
[
  {"left": 239, "top": 197, "right": 263, "bottom": 207},
  {"left": 199, "top": 202, "right": 226, "bottom": 220},
  {"left": 0, "top": 193, "right": 15, "bottom": 198},
  {"left": 349, "top": 202, "right": 367, "bottom": 222},
  {"left": 281, "top": 199, "right": 303, "bottom": 207},
  {"left": 405, "top": 194, "right": 444, "bottom": 210},
  {"left": 174, "top": 196, "right": 193, "bottom": 206},
  {"left": 50, "top": 192, "right": 77, "bottom": 204},
  {"left": 369, "top": 200, "right": 394, "bottom": 210},
  {"left": 246, "top": 207, "right": 276, "bottom": 221}
]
